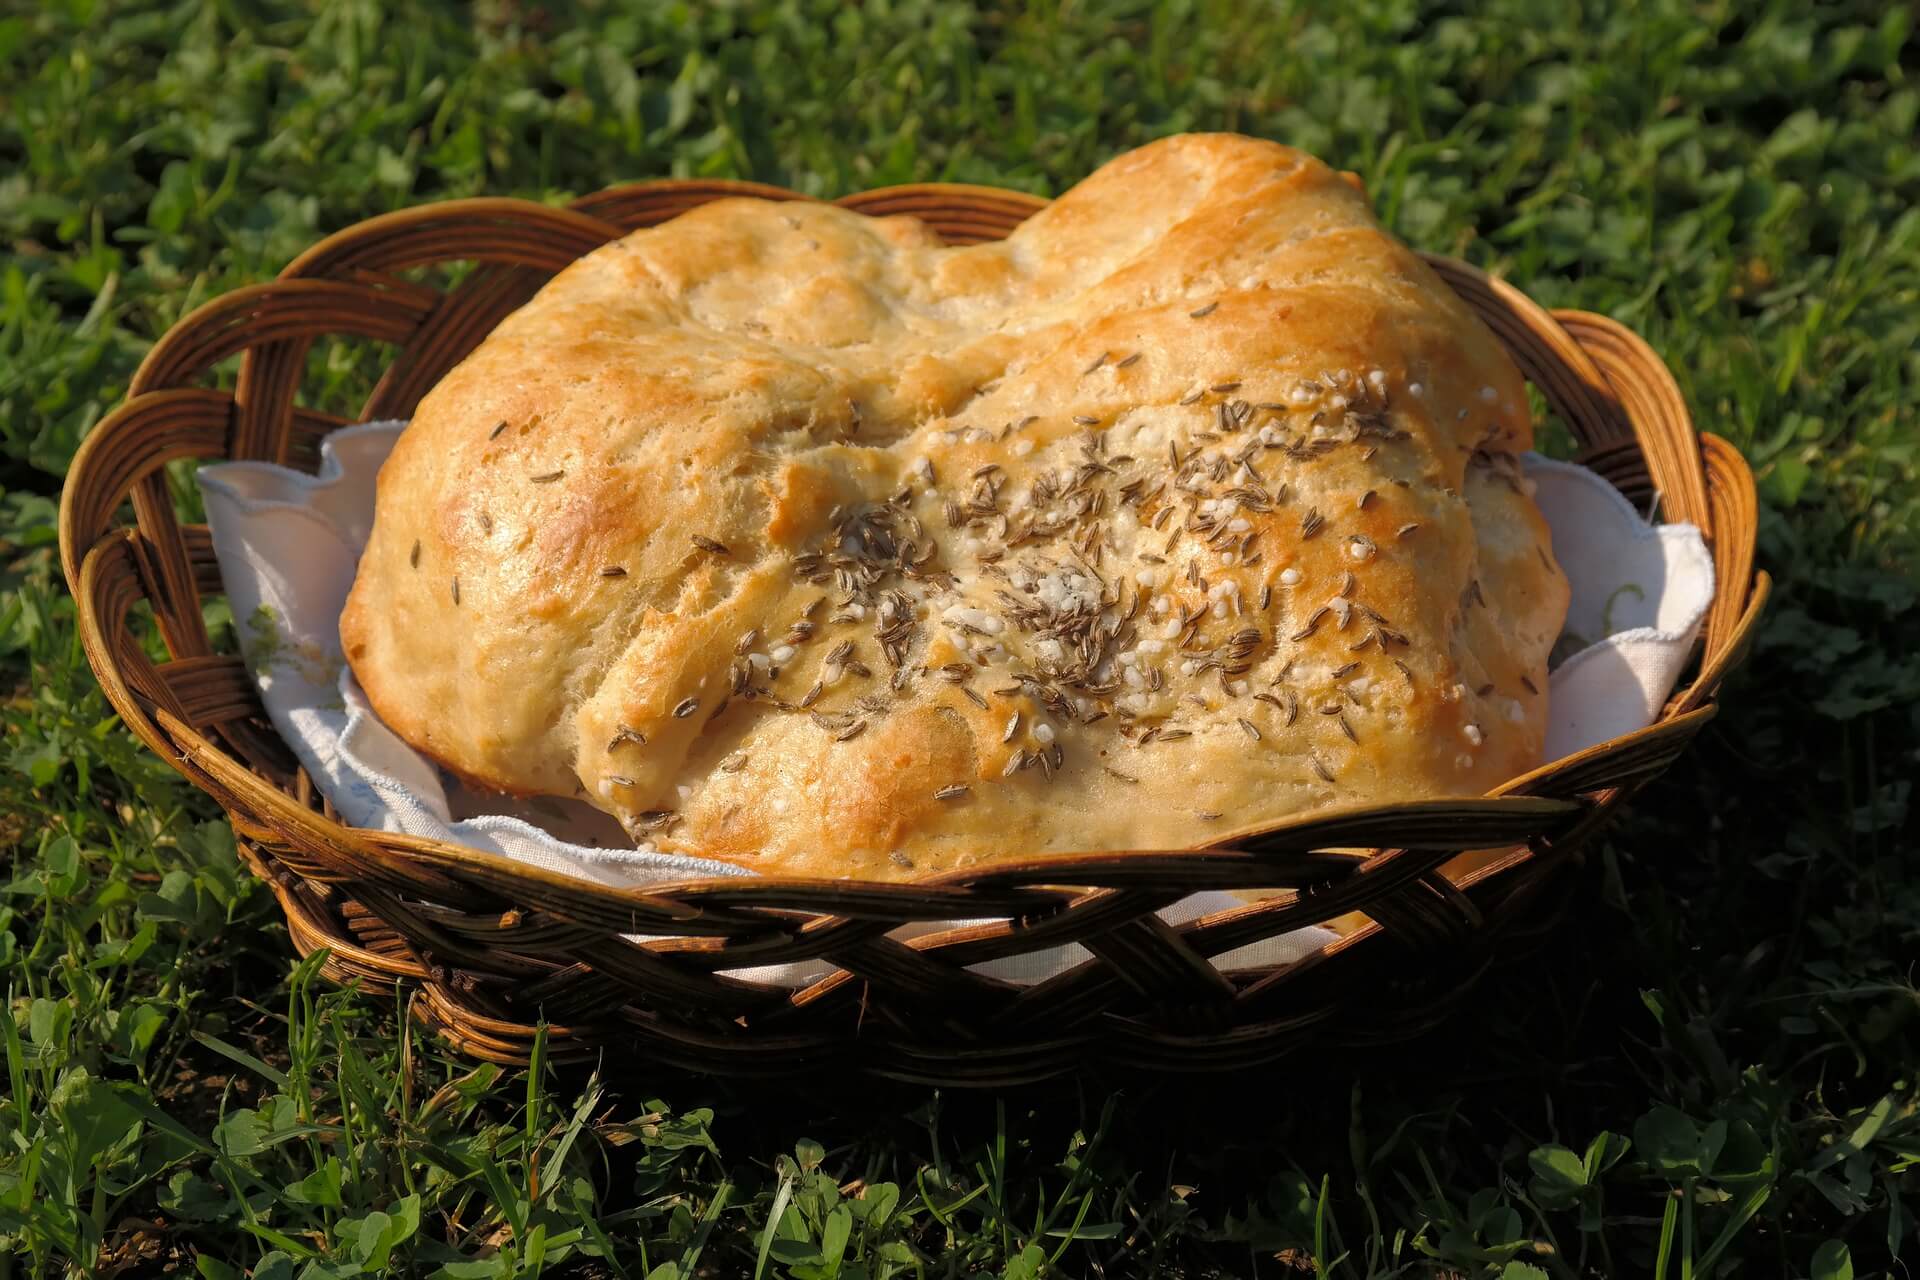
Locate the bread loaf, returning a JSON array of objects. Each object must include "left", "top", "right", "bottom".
[{"left": 341, "top": 133, "right": 1570, "bottom": 880}]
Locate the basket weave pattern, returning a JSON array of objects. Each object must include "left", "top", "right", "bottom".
[{"left": 59, "top": 180, "right": 1767, "bottom": 1083}]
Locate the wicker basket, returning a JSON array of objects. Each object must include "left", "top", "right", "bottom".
[{"left": 59, "top": 179, "right": 1767, "bottom": 1084}]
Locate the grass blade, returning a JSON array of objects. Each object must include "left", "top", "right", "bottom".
[
  {"left": 191, "top": 1030, "right": 289, "bottom": 1090},
  {"left": 755, "top": 1168, "right": 796, "bottom": 1280}
]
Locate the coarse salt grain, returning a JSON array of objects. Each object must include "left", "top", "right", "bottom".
[
  {"left": 1228, "top": 679, "right": 1249, "bottom": 695},
  {"left": 1035, "top": 569, "right": 1101, "bottom": 612},
  {"left": 1279, "top": 568, "right": 1302, "bottom": 586},
  {"left": 770, "top": 644, "right": 796, "bottom": 663},
  {"left": 1033, "top": 722, "right": 1056, "bottom": 745},
  {"left": 1463, "top": 724, "right": 1484, "bottom": 746},
  {"left": 944, "top": 605, "right": 1004, "bottom": 634},
  {"left": 1408, "top": 381, "right": 1425, "bottom": 397},
  {"left": 1478, "top": 385, "right": 1498, "bottom": 403},
  {"left": 1011, "top": 438, "right": 1035, "bottom": 457},
  {"left": 1456, "top": 753, "right": 1475, "bottom": 769}
]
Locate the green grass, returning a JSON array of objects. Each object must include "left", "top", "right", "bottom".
[{"left": 2, "top": 0, "right": 1917, "bottom": 1275}]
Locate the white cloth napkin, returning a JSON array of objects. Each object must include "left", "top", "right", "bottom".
[{"left": 197, "top": 422, "right": 1713, "bottom": 985}]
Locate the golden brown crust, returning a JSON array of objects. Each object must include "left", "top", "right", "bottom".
[{"left": 341, "top": 133, "right": 1570, "bottom": 881}]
